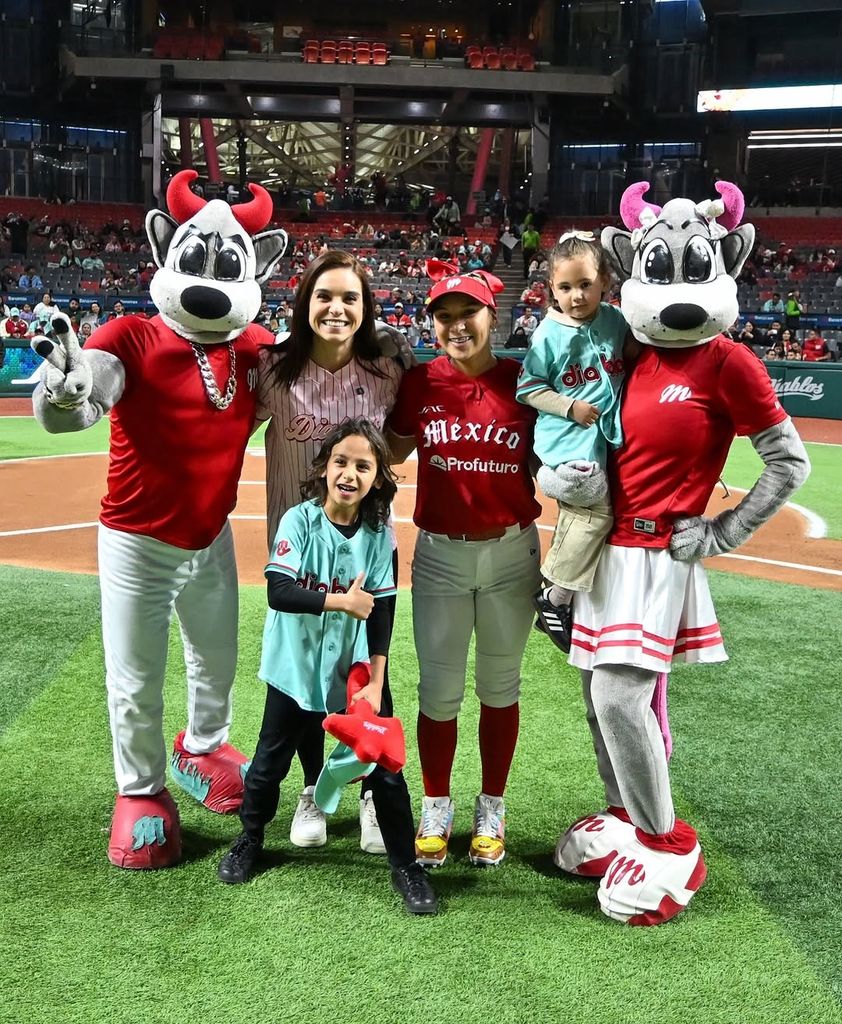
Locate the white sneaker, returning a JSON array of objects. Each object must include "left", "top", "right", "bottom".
[
  {"left": 289, "top": 786, "right": 327, "bottom": 848},
  {"left": 597, "top": 821, "right": 707, "bottom": 926},
  {"left": 415, "top": 796, "right": 455, "bottom": 867},
  {"left": 469, "top": 793, "right": 506, "bottom": 866},
  {"left": 359, "top": 790, "right": 386, "bottom": 855},
  {"left": 554, "top": 808, "right": 637, "bottom": 878}
]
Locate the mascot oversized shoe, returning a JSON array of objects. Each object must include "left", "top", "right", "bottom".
[
  {"left": 170, "top": 731, "right": 249, "bottom": 814},
  {"left": 555, "top": 807, "right": 637, "bottom": 878},
  {"left": 598, "top": 819, "right": 707, "bottom": 926},
  {"left": 108, "top": 789, "right": 182, "bottom": 869}
]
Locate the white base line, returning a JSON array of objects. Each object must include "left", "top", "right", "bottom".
[
  {"left": 714, "top": 552, "right": 842, "bottom": 578},
  {"left": 0, "top": 521, "right": 98, "bottom": 537}
]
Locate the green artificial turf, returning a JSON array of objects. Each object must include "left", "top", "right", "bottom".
[
  {"left": 1, "top": 566, "right": 841, "bottom": 1024},
  {"left": 723, "top": 436, "right": 842, "bottom": 539}
]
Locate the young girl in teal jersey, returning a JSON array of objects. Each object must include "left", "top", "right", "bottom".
[
  {"left": 516, "top": 232, "right": 636, "bottom": 651},
  {"left": 217, "top": 418, "right": 438, "bottom": 914}
]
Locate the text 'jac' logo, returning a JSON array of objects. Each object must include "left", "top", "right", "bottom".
[
  {"left": 275, "top": 539, "right": 291, "bottom": 557},
  {"left": 659, "top": 384, "right": 692, "bottom": 404},
  {"left": 772, "top": 376, "right": 824, "bottom": 401}
]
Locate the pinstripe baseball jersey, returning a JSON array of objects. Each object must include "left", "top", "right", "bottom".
[
  {"left": 257, "top": 349, "right": 404, "bottom": 549},
  {"left": 259, "top": 500, "right": 396, "bottom": 713}
]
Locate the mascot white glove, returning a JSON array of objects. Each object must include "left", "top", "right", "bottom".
[
  {"left": 32, "top": 314, "right": 93, "bottom": 408},
  {"left": 537, "top": 461, "right": 609, "bottom": 506},
  {"left": 670, "top": 508, "right": 753, "bottom": 561}
]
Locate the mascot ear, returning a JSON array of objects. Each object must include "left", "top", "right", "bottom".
[
  {"left": 253, "top": 228, "right": 289, "bottom": 285},
  {"left": 601, "top": 227, "right": 634, "bottom": 281},
  {"left": 720, "top": 223, "right": 756, "bottom": 280},
  {"left": 145, "top": 209, "right": 178, "bottom": 270}
]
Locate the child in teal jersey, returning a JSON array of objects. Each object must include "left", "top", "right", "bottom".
[
  {"left": 217, "top": 418, "right": 438, "bottom": 914},
  {"left": 516, "top": 232, "right": 636, "bottom": 652}
]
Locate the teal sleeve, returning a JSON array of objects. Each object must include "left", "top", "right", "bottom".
[
  {"left": 265, "top": 504, "right": 307, "bottom": 578},
  {"left": 516, "top": 334, "right": 555, "bottom": 402}
]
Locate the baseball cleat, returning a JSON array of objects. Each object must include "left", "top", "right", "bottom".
[
  {"left": 415, "top": 796, "right": 455, "bottom": 867},
  {"left": 469, "top": 793, "right": 506, "bottom": 866},
  {"left": 170, "top": 730, "right": 249, "bottom": 814},
  {"left": 554, "top": 807, "right": 637, "bottom": 878},
  {"left": 597, "top": 820, "right": 707, "bottom": 926},
  {"left": 108, "top": 789, "right": 182, "bottom": 869}
]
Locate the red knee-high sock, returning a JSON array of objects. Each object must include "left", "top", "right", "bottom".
[
  {"left": 479, "top": 702, "right": 520, "bottom": 798},
  {"left": 417, "top": 713, "right": 457, "bottom": 797}
]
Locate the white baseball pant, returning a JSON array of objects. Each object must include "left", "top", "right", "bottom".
[
  {"left": 98, "top": 522, "right": 239, "bottom": 795},
  {"left": 411, "top": 524, "right": 541, "bottom": 720}
]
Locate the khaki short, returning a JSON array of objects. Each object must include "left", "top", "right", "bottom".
[{"left": 542, "top": 500, "right": 613, "bottom": 592}]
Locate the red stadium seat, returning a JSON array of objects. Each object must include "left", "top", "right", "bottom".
[
  {"left": 483, "top": 47, "right": 502, "bottom": 69},
  {"left": 517, "top": 49, "right": 535, "bottom": 71},
  {"left": 355, "top": 42, "right": 371, "bottom": 65},
  {"left": 320, "top": 41, "right": 337, "bottom": 63},
  {"left": 372, "top": 43, "right": 388, "bottom": 65},
  {"left": 337, "top": 41, "right": 354, "bottom": 64},
  {"left": 500, "top": 47, "right": 518, "bottom": 70},
  {"left": 303, "top": 42, "right": 319, "bottom": 63},
  {"left": 466, "top": 48, "right": 484, "bottom": 69}
]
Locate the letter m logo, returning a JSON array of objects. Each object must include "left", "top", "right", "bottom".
[{"left": 659, "top": 384, "right": 692, "bottom": 404}]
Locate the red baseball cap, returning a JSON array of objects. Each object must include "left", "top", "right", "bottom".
[{"left": 425, "top": 259, "right": 504, "bottom": 311}]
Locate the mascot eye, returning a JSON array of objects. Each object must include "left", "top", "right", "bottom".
[
  {"left": 640, "top": 240, "right": 673, "bottom": 285},
  {"left": 216, "top": 246, "right": 244, "bottom": 281},
  {"left": 177, "top": 239, "right": 207, "bottom": 276},
  {"left": 683, "top": 239, "right": 716, "bottom": 283}
]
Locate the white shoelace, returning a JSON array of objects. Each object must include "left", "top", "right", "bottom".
[
  {"left": 475, "top": 799, "right": 504, "bottom": 838},
  {"left": 421, "top": 801, "right": 452, "bottom": 838},
  {"left": 297, "top": 794, "right": 324, "bottom": 822}
]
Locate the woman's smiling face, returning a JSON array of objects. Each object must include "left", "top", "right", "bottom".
[
  {"left": 308, "top": 266, "right": 364, "bottom": 348},
  {"left": 431, "top": 293, "right": 495, "bottom": 374}
]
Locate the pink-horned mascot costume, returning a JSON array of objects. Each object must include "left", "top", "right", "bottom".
[
  {"left": 542, "top": 181, "right": 810, "bottom": 924},
  {"left": 32, "top": 170, "right": 288, "bottom": 868}
]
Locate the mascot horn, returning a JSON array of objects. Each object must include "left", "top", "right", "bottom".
[
  {"left": 548, "top": 181, "right": 810, "bottom": 924},
  {"left": 31, "top": 170, "right": 288, "bottom": 869}
]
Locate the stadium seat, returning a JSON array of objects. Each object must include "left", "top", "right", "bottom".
[
  {"left": 466, "top": 46, "right": 484, "bottom": 69},
  {"left": 483, "top": 47, "right": 502, "bottom": 69},
  {"left": 303, "top": 42, "right": 319, "bottom": 63},
  {"left": 372, "top": 43, "right": 388, "bottom": 65},
  {"left": 320, "top": 41, "right": 337, "bottom": 63},
  {"left": 355, "top": 42, "right": 371, "bottom": 65},
  {"left": 517, "top": 49, "right": 535, "bottom": 71},
  {"left": 500, "top": 47, "right": 518, "bottom": 70},
  {"left": 337, "top": 41, "right": 354, "bottom": 64}
]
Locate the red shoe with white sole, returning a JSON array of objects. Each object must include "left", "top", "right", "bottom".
[
  {"left": 108, "top": 789, "right": 182, "bottom": 869},
  {"left": 170, "top": 730, "right": 249, "bottom": 814},
  {"left": 597, "top": 819, "right": 707, "bottom": 926},
  {"left": 554, "top": 807, "right": 637, "bottom": 878}
]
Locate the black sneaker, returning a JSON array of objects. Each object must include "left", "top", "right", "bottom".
[
  {"left": 218, "top": 832, "right": 262, "bottom": 884},
  {"left": 391, "top": 862, "right": 439, "bottom": 915},
  {"left": 532, "top": 587, "right": 573, "bottom": 653}
]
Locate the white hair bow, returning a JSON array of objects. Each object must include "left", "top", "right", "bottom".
[{"left": 558, "top": 230, "right": 596, "bottom": 244}]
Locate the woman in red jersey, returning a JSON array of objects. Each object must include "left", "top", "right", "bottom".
[{"left": 387, "top": 261, "right": 542, "bottom": 869}]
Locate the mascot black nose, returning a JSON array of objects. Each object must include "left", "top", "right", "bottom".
[
  {"left": 180, "top": 286, "right": 232, "bottom": 320},
  {"left": 659, "top": 303, "right": 708, "bottom": 331}
]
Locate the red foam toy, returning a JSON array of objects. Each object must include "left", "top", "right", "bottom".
[{"left": 322, "top": 662, "right": 407, "bottom": 774}]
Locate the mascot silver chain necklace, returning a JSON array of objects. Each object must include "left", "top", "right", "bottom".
[{"left": 191, "top": 340, "right": 237, "bottom": 410}]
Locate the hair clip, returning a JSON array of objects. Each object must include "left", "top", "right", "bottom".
[{"left": 558, "top": 230, "right": 596, "bottom": 244}]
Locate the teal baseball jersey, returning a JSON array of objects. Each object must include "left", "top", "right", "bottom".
[
  {"left": 259, "top": 500, "right": 396, "bottom": 713},
  {"left": 516, "top": 304, "right": 628, "bottom": 468}
]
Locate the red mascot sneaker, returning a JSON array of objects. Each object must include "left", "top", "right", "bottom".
[
  {"left": 597, "top": 819, "right": 707, "bottom": 926},
  {"left": 170, "top": 731, "right": 250, "bottom": 814},
  {"left": 108, "top": 789, "right": 182, "bottom": 869},
  {"left": 554, "top": 807, "right": 637, "bottom": 878}
]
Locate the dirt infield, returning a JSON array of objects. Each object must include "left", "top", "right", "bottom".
[{"left": 0, "top": 450, "right": 839, "bottom": 592}]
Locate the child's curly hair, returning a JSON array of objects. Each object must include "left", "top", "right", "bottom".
[
  {"left": 300, "top": 418, "right": 398, "bottom": 531},
  {"left": 546, "top": 231, "right": 617, "bottom": 311}
]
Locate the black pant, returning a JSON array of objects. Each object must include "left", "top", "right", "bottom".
[
  {"left": 240, "top": 685, "right": 416, "bottom": 868},
  {"left": 296, "top": 550, "right": 399, "bottom": 787}
]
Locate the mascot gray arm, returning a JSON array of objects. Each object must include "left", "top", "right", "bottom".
[
  {"left": 374, "top": 319, "right": 418, "bottom": 370},
  {"left": 670, "top": 419, "right": 810, "bottom": 561},
  {"left": 31, "top": 313, "right": 125, "bottom": 433}
]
